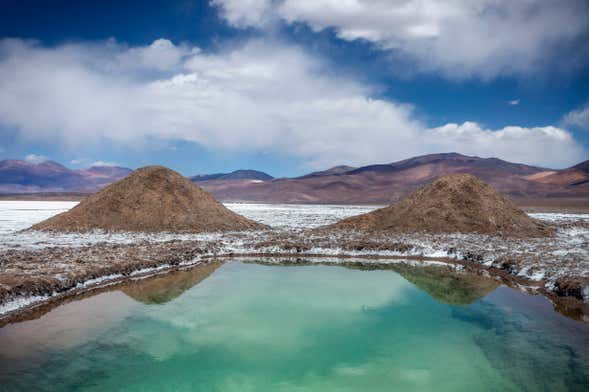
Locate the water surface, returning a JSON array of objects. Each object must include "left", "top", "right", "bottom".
[{"left": 0, "top": 261, "right": 588, "bottom": 391}]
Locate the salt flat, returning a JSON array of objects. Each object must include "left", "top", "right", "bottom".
[
  {"left": 0, "top": 201, "right": 380, "bottom": 249},
  {"left": 0, "top": 200, "right": 588, "bottom": 292},
  {"left": 1, "top": 200, "right": 587, "bottom": 242}
]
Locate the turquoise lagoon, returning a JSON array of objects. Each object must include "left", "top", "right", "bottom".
[{"left": 0, "top": 260, "right": 588, "bottom": 391}]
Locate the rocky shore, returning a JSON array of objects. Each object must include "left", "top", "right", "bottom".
[{"left": 1, "top": 219, "right": 588, "bottom": 324}]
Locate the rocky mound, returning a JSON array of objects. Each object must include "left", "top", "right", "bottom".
[
  {"left": 31, "top": 166, "right": 266, "bottom": 232},
  {"left": 328, "top": 173, "right": 552, "bottom": 237}
]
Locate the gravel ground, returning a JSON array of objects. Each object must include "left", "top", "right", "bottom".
[{"left": 1, "top": 201, "right": 588, "bottom": 320}]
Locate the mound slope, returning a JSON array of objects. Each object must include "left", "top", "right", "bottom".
[
  {"left": 328, "top": 173, "right": 552, "bottom": 237},
  {"left": 32, "top": 166, "right": 265, "bottom": 232}
]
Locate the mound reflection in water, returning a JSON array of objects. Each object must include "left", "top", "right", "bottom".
[{"left": 0, "top": 260, "right": 588, "bottom": 392}]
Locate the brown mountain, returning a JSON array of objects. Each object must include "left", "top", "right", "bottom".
[
  {"left": 32, "top": 166, "right": 265, "bottom": 232},
  {"left": 3, "top": 154, "right": 588, "bottom": 204},
  {"left": 190, "top": 169, "right": 273, "bottom": 182},
  {"left": 197, "top": 153, "right": 589, "bottom": 204},
  {"left": 298, "top": 165, "right": 357, "bottom": 179},
  {"left": 326, "top": 174, "right": 552, "bottom": 237},
  {"left": 524, "top": 159, "right": 589, "bottom": 187},
  {"left": 0, "top": 159, "right": 132, "bottom": 193}
]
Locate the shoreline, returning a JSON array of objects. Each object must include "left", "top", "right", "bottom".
[
  {"left": 1, "top": 250, "right": 588, "bottom": 327},
  {"left": 1, "top": 202, "right": 588, "bottom": 326},
  {"left": 1, "top": 195, "right": 588, "bottom": 213}
]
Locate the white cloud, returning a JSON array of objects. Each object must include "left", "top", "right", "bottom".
[
  {"left": 426, "top": 122, "right": 584, "bottom": 168},
  {"left": 211, "top": 0, "right": 272, "bottom": 28},
  {"left": 0, "top": 38, "right": 585, "bottom": 169},
  {"left": 24, "top": 154, "right": 49, "bottom": 164},
  {"left": 563, "top": 102, "right": 589, "bottom": 131},
  {"left": 118, "top": 38, "right": 196, "bottom": 71},
  {"left": 213, "top": 0, "right": 589, "bottom": 79},
  {"left": 71, "top": 158, "right": 119, "bottom": 167},
  {"left": 508, "top": 99, "right": 519, "bottom": 106},
  {"left": 70, "top": 159, "right": 87, "bottom": 165},
  {"left": 90, "top": 160, "right": 119, "bottom": 167}
]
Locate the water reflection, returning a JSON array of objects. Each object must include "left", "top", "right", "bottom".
[
  {"left": 0, "top": 258, "right": 497, "bottom": 364},
  {"left": 0, "top": 260, "right": 588, "bottom": 392},
  {"left": 0, "top": 262, "right": 221, "bottom": 366},
  {"left": 343, "top": 262, "right": 499, "bottom": 306},
  {"left": 248, "top": 259, "right": 499, "bottom": 305},
  {"left": 121, "top": 262, "right": 221, "bottom": 304}
]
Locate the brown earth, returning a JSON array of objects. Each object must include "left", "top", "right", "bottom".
[
  {"left": 0, "top": 241, "right": 215, "bottom": 308},
  {"left": 517, "top": 197, "right": 589, "bottom": 214},
  {"left": 327, "top": 173, "right": 553, "bottom": 237},
  {"left": 1, "top": 229, "right": 588, "bottom": 324},
  {"left": 196, "top": 154, "right": 589, "bottom": 204},
  {"left": 31, "top": 166, "right": 266, "bottom": 232},
  {"left": 527, "top": 159, "right": 589, "bottom": 186}
]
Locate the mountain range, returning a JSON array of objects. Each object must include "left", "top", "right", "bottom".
[
  {"left": 193, "top": 153, "right": 589, "bottom": 204},
  {"left": 190, "top": 170, "right": 273, "bottom": 182},
  {"left": 1, "top": 153, "right": 588, "bottom": 203},
  {"left": 0, "top": 160, "right": 132, "bottom": 193}
]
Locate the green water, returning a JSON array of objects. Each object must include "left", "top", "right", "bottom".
[{"left": 1, "top": 261, "right": 588, "bottom": 391}]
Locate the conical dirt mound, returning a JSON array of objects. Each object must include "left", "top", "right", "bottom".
[
  {"left": 32, "top": 166, "right": 266, "bottom": 232},
  {"left": 328, "top": 173, "right": 552, "bottom": 237}
]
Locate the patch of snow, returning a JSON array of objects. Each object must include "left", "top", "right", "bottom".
[
  {"left": 529, "top": 212, "right": 589, "bottom": 224},
  {"left": 233, "top": 256, "right": 455, "bottom": 269},
  {"left": 75, "top": 274, "right": 124, "bottom": 289},
  {"left": 0, "top": 294, "right": 52, "bottom": 316},
  {"left": 225, "top": 203, "right": 381, "bottom": 230}
]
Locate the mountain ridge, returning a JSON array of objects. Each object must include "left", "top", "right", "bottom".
[
  {"left": 195, "top": 153, "right": 589, "bottom": 204},
  {"left": 0, "top": 159, "right": 132, "bottom": 193},
  {"left": 1, "top": 154, "right": 588, "bottom": 203},
  {"left": 190, "top": 169, "right": 273, "bottom": 182}
]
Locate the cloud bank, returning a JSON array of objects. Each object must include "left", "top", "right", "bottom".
[
  {"left": 563, "top": 102, "right": 589, "bottom": 132},
  {"left": 213, "top": 0, "right": 589, "bottom": 79},
  {"left": 0, "top": 38, "right": 585, "bottom": 169}
]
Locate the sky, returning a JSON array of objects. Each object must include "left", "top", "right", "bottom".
[{"left": 0, "top": 0, "right": 588, "bottom": 177}]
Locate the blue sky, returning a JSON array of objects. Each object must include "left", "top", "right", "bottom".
[{"left": 1, "top": 0, "right": 588, "bottom": 176}]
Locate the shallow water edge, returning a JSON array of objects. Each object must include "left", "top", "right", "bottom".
[{"left": 1, "top": 253, "right": 588, "bottom": 328}]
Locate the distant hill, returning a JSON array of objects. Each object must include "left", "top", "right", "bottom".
[
  {"left": 190, "top": 169, "right": 273, "bottom": 182},
  {"left": 0, "top": 159, "right": 132, "bottom": 193},
  {"left": 2, "top": 154, "right": 588, "bottom": 204},
  {"left": 298, "top": 165, "right": 357, "bottom": 179},
  {"left": 196, "top": 153, "right": 589, "bottom": 204},
  {"left": 524, "top": 159, "right": 589, "bottom": 187}
]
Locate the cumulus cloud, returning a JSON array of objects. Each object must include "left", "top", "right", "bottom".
[
  {"left": 211, "top": 0, "right": 272, "bottom": 28},
  {"left": 426, "top": 123, "right": 584, "bottom": 168},
  {"left": 0, "top": 38, "right": 585, "bottom": 169},
  {"left": 213, "top": 0, "right": 589, "bottom": 79},
  {"left": 563, "top": 102, "right": 589, "bottom": 131},
  {"left": 90, "top": 161, "right": 119, "bottom": 167},
  {"left": 24, "top": 154, "right": 49, "bottom": 164}
]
